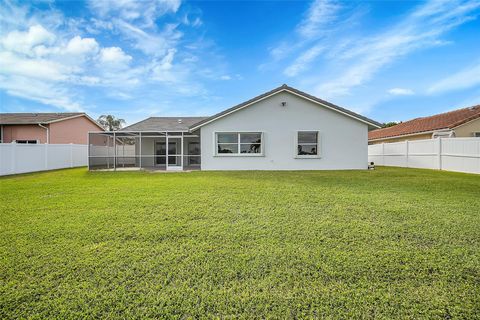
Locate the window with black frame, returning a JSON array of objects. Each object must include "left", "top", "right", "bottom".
[{"left": 296, "top": 131, "right": 319, "bottom": 156}]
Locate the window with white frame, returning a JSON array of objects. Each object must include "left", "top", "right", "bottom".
[
  {"left": 473, "top": 132, "right": 480, "bottom": 137},
  {"left": 14, "top": 140, "right": 38, "bottom": 144},
  {"left": 216, "top": 132, "right": 263, "bottom": 155},
  {"left": 296, "top": 131, "right": 320, "bottom": 157}
]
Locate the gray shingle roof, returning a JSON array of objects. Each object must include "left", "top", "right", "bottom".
[
  {"left": 0, "top": 113, "right": 85, "bottom": 125},
  {"left": 190, "top": 84, "right": 382, "bottom": 130},
  {"left": 121, "top": 117, "right": 208, "bottom": 131}
]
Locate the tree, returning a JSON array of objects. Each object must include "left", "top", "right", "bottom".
[
  {"left": 383, "top": 121, "right": 400, "bottom": 128},
  {"left": 97, "top": 115, "right": 126, "bottom": 131}
]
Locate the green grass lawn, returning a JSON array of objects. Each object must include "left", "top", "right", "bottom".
[{"left": 1, "top": 167, "right": 479, "bottom": 319}]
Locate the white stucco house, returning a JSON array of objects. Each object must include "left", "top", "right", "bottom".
[{"left": 88, "top": 85, "right": 381, "bottom": 171}]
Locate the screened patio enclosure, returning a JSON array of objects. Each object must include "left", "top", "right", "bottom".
[{"left": 88, "top": 130, "right": 201, "bottom": 171}]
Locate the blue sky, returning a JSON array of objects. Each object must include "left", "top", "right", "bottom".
[{"left": 1, "top": 0, "right": 479, "bottom": 126}]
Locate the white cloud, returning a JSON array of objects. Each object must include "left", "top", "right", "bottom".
[
  {"left": 0, "top": 0, "right": 225, "bottom": 115},
  {"left": 284, "top": 45, "right": 324, "bottom": 77},
  {"left": 64, "top": 36, "right": 99, "bottom": 56},
  {"left": 151, "top": 49, "right": 183, "bottom": 82},
  {"left": 0, "top": 20, "right": 129, "bottom": 111},
  {"left": 1, "top": 24, "right": 56, "bottom": 55},
  {"left": 112, "top": 19, "right": 181, "bottom": 57},
  {"left": 183, "top": 14, "right": 202, "bottom": 27},
  {"left": 191, "top": 17, "right": 202, "bottom": 27},
  {"left": 77, "top": 76, "right": 101, "bottom": 85},
  {"left": 262, "top": 0, "right": 357, "bottom": 71},
  {"left": 268, "top": 42, "right": 291, "bottom": 61},
  {"left": 263, "top": 0, "right": 479, "bottom": 102},
  {"left": 99, "top": 47, "right": 132, "bottom": 65},
  {"left": 388, "top": 88, "right": 415, "bottom": 96},
  {"left": 314, "top": 0, "right": 480, "bottom": 99},
  {"left": 88, "top": 0, "right": 181, "bottom": 27},
  {"left": 297, "top": 0, "right": 341, "bottom": 39},
  {"left": 85, "top": 0, "right": 185, "bottom": 59},
  {"left": 0, "top": 9, "right": 87, "bottom": 111},
  {"left": 0, "top": 75, "right": 83, "bottom": 111},
  {"left": 0, "top": 51, "right": 70, "bottom": 81},
  {"left": 220, "top": 75, "right": 231, "bottom": 80},
  {"left": 428, "top": 62, "right": 480, "bottom": 94},
  {"left": 156, "top": 48, "right": 176, "bottom": 71}
]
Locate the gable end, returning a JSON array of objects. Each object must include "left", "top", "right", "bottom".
[{"left": 190, "top": 85, "right": 381, "bottom": 131}]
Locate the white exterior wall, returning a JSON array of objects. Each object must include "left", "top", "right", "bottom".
[
  {"left": 136, "top": 137, "right": 155, "bottom": 167},
  {"left": 200, "top": 91, "right": 369, "bottom": 170}
]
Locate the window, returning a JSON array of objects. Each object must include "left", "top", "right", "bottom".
[
  {"left": 188, "top": 142, "right": 201, "bottom": 165},
  {"left": 473, "top": 132, "right": 480, "bottom": 137},
  {"left": 296, "top": 131, "right": 320, "bottom": 158},
  {"left": 14, "top": 140, "right": 38, "bottom": 144},
  {"left": 216, "top": 132, "right": 263, "bottom": 156}
]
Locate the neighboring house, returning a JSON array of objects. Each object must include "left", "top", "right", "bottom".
[
  {"left": 89, "top": 85, "right": 381, "bottom": 171},
  {"left": 0, "top": 113, "right": 104, "bottom": 144},
  {"left": 368, "top": 105, "right": 480, "bottom": 144}
]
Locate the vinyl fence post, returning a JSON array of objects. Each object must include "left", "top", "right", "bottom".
[
  {"left": 405, "top": 140, "right": 409, "bottom": 168},
  {"left": 87, "top": 133, "right": 90, "bottom": 171},
  {"left": 45, "top": 143, "right": 48, "bottom": 171},
  {"left": 382, "top": 143, "right": 385, "bottom": 166},
  {"left": 438, "top": 138, "right": 442, "bottom": 170},
  {"left": 70, "top": 143, "right": 73, "bottom": 168},
  {"left": 11, "top": 142, "right": 16, "bottom": 175}
]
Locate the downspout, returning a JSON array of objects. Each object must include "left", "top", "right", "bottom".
[{"left": 38, "top": 123, "right": 49, "bottom": 144}]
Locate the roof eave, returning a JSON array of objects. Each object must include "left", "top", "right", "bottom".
[
  {"left": 450, "top": 113, "right": 480, "bottom": 129},
  {"left": 0, "top": 113, "right": 104, "bottom": 130},
  {"left": 0, "top": 122, "right": 46, "bottom": 125},
  {"left": 368, "top": 128, "right": 453, "bottom": 141}
]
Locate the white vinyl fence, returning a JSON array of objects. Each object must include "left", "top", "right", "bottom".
[
  {"left": 369, "top": 137, "right": 480, "bottom": 174},
  {"left": 0, "top": 143, "right": 88, "bottom": 176}
]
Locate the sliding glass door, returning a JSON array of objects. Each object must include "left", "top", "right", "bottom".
[
  {"left": 155, "top": 141, "right": 179, "bottom": 165},
  {"left": 155, "top": 137, "right": 182, "bottom": 169}
]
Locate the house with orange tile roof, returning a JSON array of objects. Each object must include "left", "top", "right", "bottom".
[{"left": 368, "top": 105, "right": 480, "bottom": 144}]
